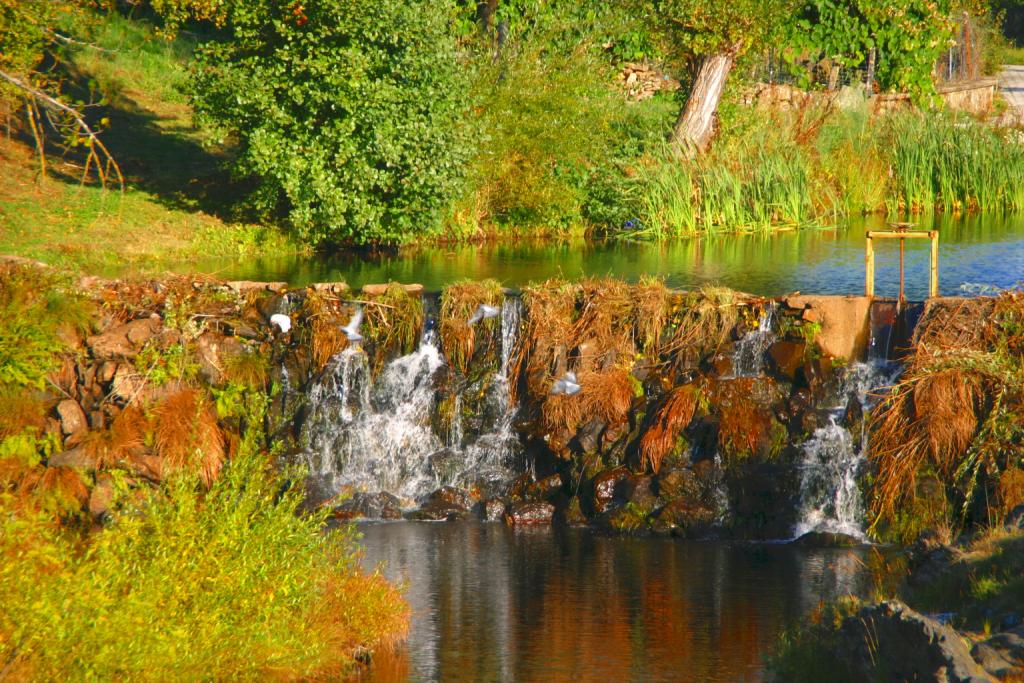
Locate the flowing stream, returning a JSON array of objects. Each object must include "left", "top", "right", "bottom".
[
  {"left": 301, "top": 300, "right": 523, "bottom": 505},
  {"left": 792, "top": 361, "right": 899, "bottom": 539}
]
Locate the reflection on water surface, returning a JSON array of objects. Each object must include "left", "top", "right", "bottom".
[
  {"left": 356, "top": 522, "right": 893, "bottom": 683},
  {"left": 179, "top": 214, "right": 1024, "bottom": 299}
]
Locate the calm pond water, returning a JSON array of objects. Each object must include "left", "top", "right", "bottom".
[
  {"left": 355, "top": 522, "right": 893, "bottom": 683},
  {"left": 184, "top": 214, "right": 1024, "bottom": 299}
]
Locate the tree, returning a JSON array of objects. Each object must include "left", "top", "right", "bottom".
[
  {"left": 188, "top": 0, "right": 471, "bottom": 245},
  {"left": 640, "top": 0, "right": 798, "bottom": 153},
  {"left": 788, "top": 0, "right": 957, "bottom": 104}
]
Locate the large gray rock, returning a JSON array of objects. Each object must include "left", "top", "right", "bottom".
[{"left": 837, "top": 601, "right": 996, "bottom": 682}]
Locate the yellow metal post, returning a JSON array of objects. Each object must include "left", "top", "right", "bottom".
[{"left": 865, "top": 233, "right": 875, "bottom": 297}]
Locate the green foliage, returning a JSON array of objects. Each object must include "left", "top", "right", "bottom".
[
  {"left": 0, "top": 449, "right": 407, "bottom": 679},
  {"left": 0, "top": 265, "right": 90, "bottom": 390},
  {"left": 188, "top": 0, "right": 472, "bottom": 245},
  {"left": 787, "top": 0, "right": 958, "bottom": 102},
  {"left": 0, "top": 0, "right": 64, "bottom": 75},
  {"left": 640, "top": 0, "right": 799, "bottom": 60},
  {"left": 450, "top": 7, "right": 674, "bottom": 237},
  {"left": 884, "top": 111, "right": 1024, "bottom": 214}
]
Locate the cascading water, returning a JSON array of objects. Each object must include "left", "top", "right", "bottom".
[
  {"left": 300, "top": 297, "right": 524, "bottom": 508},
  {"left": 730, "top": 303, "right": 778, "bottom": 377},
  {"left": 792, "top": 361, "right": 899, "bottom": 540}
]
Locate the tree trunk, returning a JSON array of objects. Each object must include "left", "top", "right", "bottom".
[{"left": 671, "top": 50, "right": 737, "bottom": 156}]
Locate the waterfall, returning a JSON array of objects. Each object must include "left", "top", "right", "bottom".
[
  {"left": 300, "top": 296, "right": 524, "bottom": 509},
  {"left": 729, "top": 303, "right": 778, "bottom": 378},
  {"left": 792, "top": 361, "right": 898, "bottom": 540}
]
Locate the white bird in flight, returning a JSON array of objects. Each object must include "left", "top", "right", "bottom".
[
  {"left": 269, "top": 313, "right": 291, "bottom": 334},
  {"left": 342, "top": 306, "right": 364, "bottom": 343},
  {"left": 550, "top": 371, "right": 581, "bottom": 396},
  {"left": 467, "top": 303, "right": 500, "bottom": 326}
]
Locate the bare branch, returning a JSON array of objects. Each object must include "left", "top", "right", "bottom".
[
  {"left": 49, "top": 31, "right": 117, "bottom": 54},
  {"left": 0, "top": 69, "right": 124, "bottom": 190}
]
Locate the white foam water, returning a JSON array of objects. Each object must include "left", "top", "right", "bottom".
[
  {"left": 792, "top": 361, "right": 899, "bottom": 540},
  {"left": 300, "top": 298, "right": 524, "bottom": 508}
]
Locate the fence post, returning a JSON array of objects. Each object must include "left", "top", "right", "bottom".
[{"left": 866, "top": 47, "right": 876, "bottom": 96}]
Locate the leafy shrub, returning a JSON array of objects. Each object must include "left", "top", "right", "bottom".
[
  {"left": 0, "top": 264, "right": 90, "bottom": 389},
  {"left": 0, "top": 451, "right": 408, "bottom": 679},
  {"left": 450, "top": 9, "right": 674, "bottom": 237},
  {"left": 189, "top": 0, "right": 472, "bottom": 245},
  {"left": 787, "top": 0, "right": 957, "bottom": 103}
]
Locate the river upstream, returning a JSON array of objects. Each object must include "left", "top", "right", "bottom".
[
  {"left": 180, "top": 214, "right": 1024, "bottom": 299},
  {"left": 356, "top": 523, "right": 891, "bottom": 682}
]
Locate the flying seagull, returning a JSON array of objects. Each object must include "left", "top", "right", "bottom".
[
  {"left": 550, "top": 371, "right": 581, "bottom": 396},
  {"left": 467, "top": 303, "right": 500, "bottom": 326},
  {"left": 269, "top": 313, "right": 291, "bottom": 334},
  {"left": 342, "top": 306, "right": 364, "bottom": 343}
]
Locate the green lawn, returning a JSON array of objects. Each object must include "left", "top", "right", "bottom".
[{"left": 0, "top": 12, "right": 302, "bottom": 274}]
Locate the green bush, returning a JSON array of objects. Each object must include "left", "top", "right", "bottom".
[
  {"left": 188, "top": 0, "right": 472, "bottom": 245},
  {"left": 448, "top": 7, "right": 674, "bottom": 238},
  {"left": 0, "top": 264, "right": 91, "bottom": 389},
  {"left": 0, "top": 452, "right": 408, "bottom": 679}
]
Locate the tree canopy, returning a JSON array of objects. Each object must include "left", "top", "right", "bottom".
[{"left": 188, "top": 0, "right": 472, "bottom": 245}]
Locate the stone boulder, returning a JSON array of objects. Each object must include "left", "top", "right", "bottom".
[
  {"left": 56, "top": 399, "right": 88, "bottom": 437},
  {"left": 334, "top": 492, "right": 403, "bottom": 520},
  {"left": 406, "top": 487, "right": 472, "bottom": 521},
  {"left": 591, "top": 466, "right": 630, "bottom": 514},
  {"left": 89, "top": 474, "right": 116, "bottom": 520},
  {"left": 837, "top": 601, "right": 996, "bottom": 683},
  {"left": 87, "top": 325, "right": 136, "bottom": 360},
  {"left": 480, "top": 497, "right": 508, "bottom": 522},
  {"left": 504, "top": 501, "right": 555, "bottom": 526},
  {"left": 48, "top": 446, "right": 97, "bottom": 470},
  {"left": 768, "top": 340, "right": 806, "bottom": 380},
  {"left": 124, "top": 316, "right": 161, "bottom": 347}
]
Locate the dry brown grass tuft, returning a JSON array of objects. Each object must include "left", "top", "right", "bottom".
[
  {"left": 0, "top": 387, "right": 49, "bottom": 439},
  {"left": 364, "top": 284, "right": 424, "bottom": 360},
  {"left": 912, "top": 370, "right": 985, "bottom": 470},
  {"left": 631, "top": 276, "right": 672, "bottom": 354},
  {"left": 868, "top": 291, "right": 1024, "bottom": 534},
  {"left": 301, "top": 290, "right": 351, "bottom": 372},
  {"left": 997, "top": 466, "right": 1024, "bottom": 520},
  {"left": 663, "top": 285, "right": 742, "bottom": 361},
  {"left": 152, "top": 389, "right": 225, "bottom": 486},
  {"left": 439, "top": 279, "right": 504, "bottom": 374},
  {"left": 516, "top": 278, "right": 580, "bottom": 400},
  {"left": 573, "top": 277, "right": 634, "bottom": 362},
  {"left": 639, "top": 384, "right": 699, "bottom": 473},
  {"left": 81, "top": 405, "right": 148, "bottom": 469},
  {"left": 540, "top": 366, "right": 634, "bottom": 439},
  {"left": 713, "top": 378, "right": 776, "bottom": 461}
]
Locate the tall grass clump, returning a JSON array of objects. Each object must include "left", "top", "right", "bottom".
[
  {"left": 869, "top": 295, "right": 1024, "bottom": 542},
  {"left": 0, "top": 451, "right": 408, "bottom": 680},
  {"left": 629, "top": 108, "right": 827, "bottom": 236},
  {"left": 885, "top": 111, "right": 1024, "bottom": 215}
]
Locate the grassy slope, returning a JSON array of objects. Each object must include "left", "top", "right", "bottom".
[{"left": 0, "top": 12, "right": 300, "bottom": 273}]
